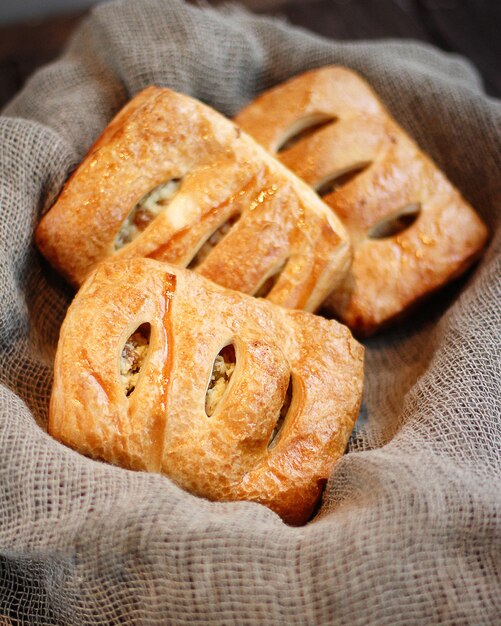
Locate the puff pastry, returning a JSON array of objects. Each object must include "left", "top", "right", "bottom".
[
  {"left": 35, "top": 86, "right": 352, "bottom": 313},
  {"left": 49, "top": 258, "right": 364, "bottom": 526},
  {"left": 235, "top": 66, "right": 489, "bottom": 335}
]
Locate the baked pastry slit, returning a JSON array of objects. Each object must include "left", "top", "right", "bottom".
[
  {"left": 315, "top": 162, "right": 371, "bottom": 198},
  {"left": 254, "top": 259, "right": 288, "bottom": 298},
  {"left": 368, "top": 202, "right": 421, "bottom": 239},
  {"left": 268, "top": 374, "right": 293, "bottom": 449},
  {"left": 120, "top": 323, "right": 151, "bottom": 396},
  {"left": 276, "top": 113, "right": 336, "bottom": 152},
  {"left": 205, "top": 344, "right": 236, "bottom": 417},
  {"left": 187, "top": 214, "right": 241, "bottom": 269},
  {"left": 115, "top": 178, "right": 182, "bottom": 249}
]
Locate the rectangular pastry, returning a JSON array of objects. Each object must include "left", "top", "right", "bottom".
[
  {"left": 49, "top": 258, "right": 364, "bottom": 526},
  {"left": 36, "top": 86, "right": 352, "bottom": 313},
  {"left": 235, "top": 66, "right": 489, "bottom": 335}
]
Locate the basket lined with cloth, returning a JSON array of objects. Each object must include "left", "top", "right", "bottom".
[{"left": 0, "top": 0, "right": 500, "bottom": 623}]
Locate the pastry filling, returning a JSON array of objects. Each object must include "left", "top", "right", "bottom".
[
  {"left": 205, "top": 345, "right": 236, "bottom": 417},
  {"left": 369, "top": 202, "right": 421, "bottom": 239},
  {"left": 269, "top": 375, "right": 293, "bottom": 448},
  {"left": 115, "top": 179, "right": 181, "bottom": 249},
  {"left": 188, "top": 214, "right": 240, "bottom": 268},
  {"left": 120, "top": 324, "right": 151, "bottom": 396},
  {"left": 314, "top": 162, "right": 371, "bottom": 197},
  {"left": 276, "top": 113, "right": 336, "bottom": 152}
]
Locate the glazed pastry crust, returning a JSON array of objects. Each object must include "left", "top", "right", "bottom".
[
  {"left": 235, "top": 66, "right": 489, "bottom": 335},
  {"left": 49, "top": 258, "right": 364, "bottom": 526},
  {"left": 36, "top": 86, "right": 351, "bottom": 313}
]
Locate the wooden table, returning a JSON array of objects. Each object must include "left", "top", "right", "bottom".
[{"left": 0, "top": 0, "right": 499, "bottom": 110}]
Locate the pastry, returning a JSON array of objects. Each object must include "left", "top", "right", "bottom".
[
  {"left": 235, "top": 66, "right": 489, "bottom": 335},
  {"left": 36, "top": 86, "right": 352, "bottom": 313},
  {"left": 49, "top": 258, "right": 365, "bottom": 526}
]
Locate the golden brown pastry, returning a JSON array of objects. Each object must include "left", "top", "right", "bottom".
[
  {"left": 235, "top": 66, "right": 489, "bottom": 335},
  {"left": 36, "top": 86, "right": 352, "bottom": 313},
  {"left": 49, "top": 258, "right": 364, "bottom": 526}
]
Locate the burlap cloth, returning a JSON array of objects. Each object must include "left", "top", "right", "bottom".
[{"left": 0, "top": 0, "right": 499, "bottom": 623}]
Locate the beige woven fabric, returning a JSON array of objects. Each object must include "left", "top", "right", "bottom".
[{"left": 0, "top": 0, "right": 500, "bottom": 623}]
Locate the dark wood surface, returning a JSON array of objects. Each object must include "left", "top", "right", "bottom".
[{"left": 0, "top": 0, "right": 499, "bottom": 110}]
